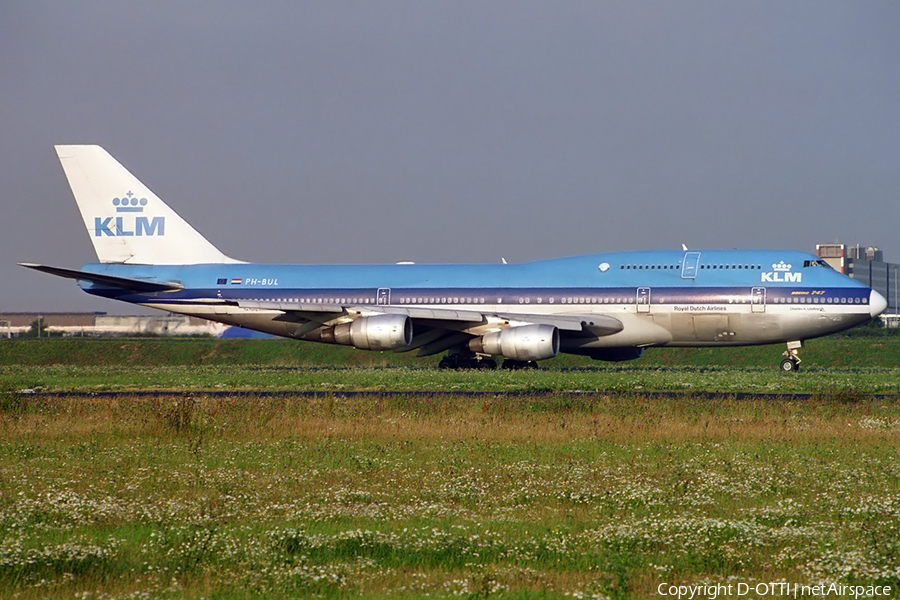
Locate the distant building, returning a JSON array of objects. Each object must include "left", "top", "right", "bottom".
[
  {"left": 816, "top": 243, "right": 899, "bottom": 326},
  {"left": 0, "top": 312, "right": 228, "bottom": 338}
]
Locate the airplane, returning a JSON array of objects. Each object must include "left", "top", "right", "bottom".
[{"left": 22, "top": 145, "right": 888, "bottom": 371}]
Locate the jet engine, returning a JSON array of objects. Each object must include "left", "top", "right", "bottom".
[
  {"left": 469, "top": 324, "right": 559, "bottom": 361},
  {"left": 316, "top": 314, "right": 413, "bottom": 351}
]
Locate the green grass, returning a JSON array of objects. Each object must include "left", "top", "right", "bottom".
[
  {"left": 1, "top": 334, "right": 899, "bottom": 369},
  {"left": 1, "top": 393, "right": 899, "bottom": 598},
  {"left": 2, "top": 362, "right": 900, "bottom": 396},
  {"left": 1, "top": 336, "right": 899, "bottom": 598},
  {"left": 1, "top": 336, "right": 898, "bottom": 395}
]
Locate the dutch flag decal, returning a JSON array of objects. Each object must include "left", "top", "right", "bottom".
[{"left": 231, "top": 278, "right": 242, "bottom": 285}]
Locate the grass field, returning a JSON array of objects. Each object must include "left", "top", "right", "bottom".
[
  {"left": 2, "top": 393, "right": 900, "bottom": 599},
  {"left": 4, "top": 362, "right": 900, "bottom": 397},
  {"left": 1, "top": 337, "right": 899, "bottom": 599},
  {"left": 2, "top": 334, "right": 899, "bottom": 369},
  {"left": 1, "top": 337, "right": 899, "bottom": 395}
]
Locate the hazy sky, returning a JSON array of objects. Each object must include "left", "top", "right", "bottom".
[{"left": 2, "top": 1, "right": 899, "bottom": 313}]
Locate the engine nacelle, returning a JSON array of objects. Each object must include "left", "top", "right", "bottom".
[
  {"left": 318, "top": 314, "right": 413, "bottom": 351},
  {"left": 469, "top": 324, "right": 559, "bottom": 362}
]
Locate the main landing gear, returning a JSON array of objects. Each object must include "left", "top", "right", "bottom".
[
  {"left": 500, "top": 359, "right": 539, "bottom": 370},
  {"left": 437, "top": 352, "right": 539, "bottom": 370},
  {"left": 438, "top": 352, "right": 498, "bottom": 370},
  {"left": 780, "top": 340, "right": 803, "bottom": 372}
]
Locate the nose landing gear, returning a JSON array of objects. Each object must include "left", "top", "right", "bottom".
[{"left": 780, "top": 341, "right": 803, "bottom": 372}]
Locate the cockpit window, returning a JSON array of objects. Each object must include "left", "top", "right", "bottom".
[{"left": 803, "top": 259, "right": 832, "bottom": 269}]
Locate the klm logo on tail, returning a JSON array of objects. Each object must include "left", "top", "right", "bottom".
[{"left": 94, "top": 192, "right": 165, "bottom": 237}]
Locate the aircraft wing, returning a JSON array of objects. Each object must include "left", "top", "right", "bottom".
[
  {"left": 238, "top": 300, "right": 347, "bottom": 314},
  {"left": 236, "top": 300, "right": 621, "bottom": 330},
  {"left": 370, "top": 307, "right": 623, "bottom": 335},
  {"left": 235, "top": 300, "right": 623, "bottom": 340},
  {"left": 493, "top": 312, "right": 623, "bottom": 334},
  {"left": 19, "top": 263, "right": 185, "bottom": 293},
  {"left": 238, "top": 300, "right": 484, "bottom": 321}
]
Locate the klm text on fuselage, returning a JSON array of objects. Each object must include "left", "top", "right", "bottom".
[{"left": 761, "top": 271, "right": 801, "bottom": 283}]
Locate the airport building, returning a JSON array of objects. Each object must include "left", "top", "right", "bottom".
[
  {"left": 816, "top": 243, "right": 899, "bottom": 326},
  {"left": 0, "top": 312, "right": 227, "bottom": 338}
]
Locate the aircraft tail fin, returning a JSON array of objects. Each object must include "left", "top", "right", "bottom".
[{"left": 55, "top": 145, "right": 241, "bottom": 265}]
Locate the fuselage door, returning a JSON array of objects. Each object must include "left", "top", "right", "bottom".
[
  {"left": 682, "top": 252, "right": 701, "bottom": 279},
  {"left": 751, "top": 287, "right": 766, "bottom": 313},
  {"left": 636, "top": 287, "right": 651, "bottom": 313},
  {"left": 377, "top": 288, "right": 392, "bottom": 306}
]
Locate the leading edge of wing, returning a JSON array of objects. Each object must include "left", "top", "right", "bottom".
[
  {"left": 19, "top": 263, "right": 185, "bottom": 293},
  {"left": 237, "top": 300, "right": 486, "bottom": 323}
]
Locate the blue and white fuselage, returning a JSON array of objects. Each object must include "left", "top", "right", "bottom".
[{"left": 23, "top": 146, "right": 887, "bottom": 370}]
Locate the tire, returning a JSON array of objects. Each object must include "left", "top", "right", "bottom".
[
  {"left": 459, "top": 358, "right": 479, "bottom": 370},
  {"left": 780, "top": 358, "right": 797, "bottom": 372}
]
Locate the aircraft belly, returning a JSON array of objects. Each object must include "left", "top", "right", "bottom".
[
  {"left": 779, "top": 311, "right": 869, "bottom": 341},
  {"left": 657, "top": 306, "right": 872, "bottom": 347},
  {"left": 660, "top": 311, "right": 786, "bottom": 346},
  {"left": 645, "top": 312, "right": 695, "bottom": 341},
  {"left": 691, "top": 314, "right": 730, "bottom": 342},
  {"left": 560, "top": 313, "right": 671, "bottom": 350},
  {"left": 623, "top": 307, "right": 783, "bottom": 346}
]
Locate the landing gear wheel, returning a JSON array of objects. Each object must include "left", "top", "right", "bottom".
[
  {"left": 439, "top": 352, "right": 494, "bottom": 370},
  {"left": 780, "top": 341, "right": 803, "bottom": 372},
  {"left": 780, "top": 358, "right": 799, "bottom": 372}
]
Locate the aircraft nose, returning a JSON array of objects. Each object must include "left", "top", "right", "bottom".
[{"left": 870, "top": 289, "right": 888, "bottom": 318}]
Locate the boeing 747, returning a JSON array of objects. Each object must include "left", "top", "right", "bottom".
[{"left": 22, "top": 145, "right": 888, "bottom": 371}]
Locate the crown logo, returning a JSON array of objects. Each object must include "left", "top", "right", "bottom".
[
  {"left": 112, "top": 191, "right": 147, "bottom": 213},
  {"left": 773, "top": 261, "right": 792, "bottom": 272}
]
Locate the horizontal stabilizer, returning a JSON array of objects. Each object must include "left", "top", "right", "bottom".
[{"left": 19, "top": 263, "right": 184, "bottom": 293}]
